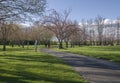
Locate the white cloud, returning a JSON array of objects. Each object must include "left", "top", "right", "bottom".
[
  {"left": 79, "top": 18, "right": 120, "bottom": 26},
  {"left": 112, "top": 20, "right": 117, "bottom": 24},
  {"left": 20, "top": 23, "right": 30, "bottom": 27},
  {"left": 78, "top": 22, "right": 82, "bottom": 26},
  {"left": 104, "top": 19, "right": 112, "bottom": 24}
]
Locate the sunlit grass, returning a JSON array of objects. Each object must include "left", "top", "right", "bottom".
[
  {"left": 0, "top": 45, "right": 87, "bottom": 83},
  {"left": 54, "top": 46, "right": 120, "bottom": 63}
]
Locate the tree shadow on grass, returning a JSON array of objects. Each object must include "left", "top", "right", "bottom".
[
  {"left": 0, "top": 53, "right": 86, "bottom": 83},
  {"left": 3, "top": 54, "right": 65, "bottom": 65},
  {"left": 0, "top": 68, "right": 84, "bottom": 83}
]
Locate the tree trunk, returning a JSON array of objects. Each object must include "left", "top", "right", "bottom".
[
  {"left": 71, "top": 42, "right": 74, "bottom": 48},
  {"left": 48, "top": 41, "right": 50, "bottom": 48},
  {"left": 65, "top": 41, "right": 68, "bottom": 48},
  {"left": 117, "top": 25, "right": 120, "bottom": 45},
  {"left": 11, "top": 41, "right": 14, "bottom": 48},
  {"left": 12, "top": 44, "right": 14, "bottom": 48},
  {"left": 22, "top": 41, "right": 24, "bottom": 48},
  {"left": 99, "top": 41, "right": 102, "bottom": 45},
  {"left": 3, "top": 39, "right": 6, "bottom": 51},
  {"left": 99, "top": 35, "right": 102, "bottom": 45},
  {"left": 59, "top": 41, "right": 63, "bottom": 49},
  {"left": 27, "top": 41, "right": 29, "bottom": 49},
  {"left": 44, "top": 41, "right": 47, "bottom": 48},
  {"left": 79, "top": 42, "right": 81, "bottom": 46}
]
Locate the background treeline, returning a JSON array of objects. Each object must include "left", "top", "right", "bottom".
[{"left": 0, "top": 10, "right": 120, "bottom": 51}]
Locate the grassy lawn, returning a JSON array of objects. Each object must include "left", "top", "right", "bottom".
[
  {"left": 0, "top": 45, "right": 87, "bottom": 83},
  {"left": 54, "top": 46, "right": 120, "bottom": 63}
]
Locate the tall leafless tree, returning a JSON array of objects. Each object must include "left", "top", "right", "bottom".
[
  {"left": 95, "top": 16, "right": 105, "bottom": 45},
  {"left": 64, "top": 20, "right": 79, "bottom": 48},
  {"left": 44, "top": 9, "right": 77, "bottom": 48},
  {"left": 0, "top": 22, "right": 16, "bottom": 50},
  {"left": 80, "top": 19, "right": 88, "bottom": 45},
  {"left": 116, "top": 17, "right": 120, "bottom": 45},
  {"left": 87, "top": 19, "right": 94, "bottom": 45}
]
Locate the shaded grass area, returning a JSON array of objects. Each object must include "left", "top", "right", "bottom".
[
  {"left": 0, "top": 46, "right": 87, "bottom": 83},
  {"left": 55, "top": 46, "right": 120, "bottom": 63}
]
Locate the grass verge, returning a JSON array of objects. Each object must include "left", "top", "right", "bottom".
[
  {"left": 54, "top": 46, "right": 120, "bottom": 63},
  {"left": 0, "top": 46, "right": 87, "bottom": 83}
]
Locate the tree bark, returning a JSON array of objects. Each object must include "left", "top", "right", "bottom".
[
  {"left": 59, "top": 41, "right": 63, "bottom": 49},
  {"left": 71, "top": 42, "right": 74, "bottom": 48},
  {"left": 22, "top": 41, "right": 24, "bottom": 48},
  {"left": 65, "top": 41, "right": 68, "bottom": 48},
  {"left": 3, "top": 39, "right": 6, "bottom": 51}
]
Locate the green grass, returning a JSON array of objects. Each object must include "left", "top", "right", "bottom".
[
  {"left": 54, "top": 46, "right": 120, "bottom": 63},
  {"left": 0, "top": 45, "right": 87, "bottom": 83}
]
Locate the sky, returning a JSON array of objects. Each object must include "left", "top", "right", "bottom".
[{"left": 46, "top": 0, "right": 120, "bottom": 22}]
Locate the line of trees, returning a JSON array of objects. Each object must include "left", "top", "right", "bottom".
[
  {"left": 43, "top": 11, "right": 120, "bottom": 48},
  {"left": 0, "top": 0, "right": 46, "bottom": 51},
  {"left": 1, "top": 9, "right": 119, "bottom": 51},
  {"left": 77, "top": 16, "right": 120, "bottom": 46},
  {"left": 0, "top": 22, "right": 54, "bottom": 50},
  {"left": 0, "top": 0, "right": 119, "bottom": 51}
]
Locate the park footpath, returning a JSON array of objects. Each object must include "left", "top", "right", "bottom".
[{"left": 41, "top": 48, "right": 120, "bottom": 83}]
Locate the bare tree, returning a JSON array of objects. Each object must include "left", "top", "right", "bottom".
[
  {"left": 0, "top": 22, "right": 16, "bottom": 51},
  {"left": 116, "top": 17, "right": 120, "bottom": 45},
  {"left": 95, "top": 16, "right": 105, "bottom": 45},
  {"left": 44, "top": 9, "right": 77, "bottom": 48},
  {"left": 80, "top": 19, "right": 88, "bottom": 45},
  {"left": 8, "top": 23, "right": 21, "bottom": 47},
  {"left": 41, "top": 28, "right": 54, "bottom": 48},
  {"left": 31, "top": 26, "right": 42, "bottom": 44},
  {"left": 69, "top": 28, "right": 81, "bottom": 47},
  {"left": 33, "top": 22, "right": 54, "bottom": 48},
  {"left": 0, "top": 0, "right": 46, "bottom": 51},
  {"left": 64, "top": 21, "right": 79, "bottom": 48},
  {"left": 105, "top": 27, "right": 116, "bottom": 45}
]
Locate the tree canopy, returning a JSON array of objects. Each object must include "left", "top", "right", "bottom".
[
  {"left": 0, "top": 0, "right": 46, "bottom": 22},
  {"left": 0, "top": 0, "right": 46, "bottom": 51}
]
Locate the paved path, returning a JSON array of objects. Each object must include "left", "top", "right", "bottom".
[{"left": 41, "top": 49, "right": 120, "bottom": 83}]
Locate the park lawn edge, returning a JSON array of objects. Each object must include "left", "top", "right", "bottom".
[
  {"left": 0, "top": 46, "right": 88, "bottom": 83},
  {"left": 52, "top": 46, "right": 120, "bottom": 63}
]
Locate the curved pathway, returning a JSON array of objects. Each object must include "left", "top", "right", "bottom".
[{"left": 41, "top": 49, "right": 120, "bottom": 83}]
